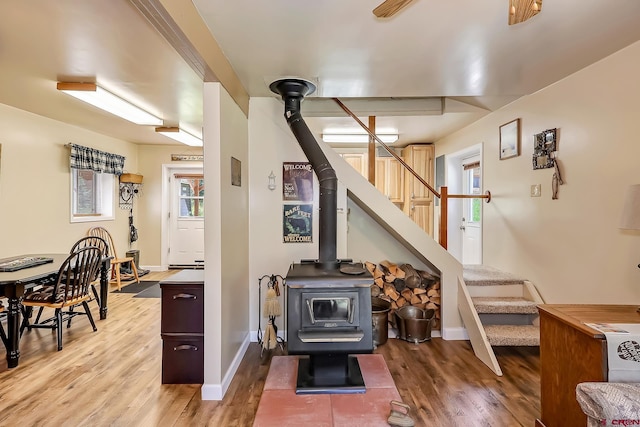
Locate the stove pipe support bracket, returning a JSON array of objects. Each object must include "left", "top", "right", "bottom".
[{"left": 270, "top": 78, "right": 338, "bottom": 268}]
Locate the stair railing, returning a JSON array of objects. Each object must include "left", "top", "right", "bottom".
[{"left": 332, "top": 98, "right": 491, "bottom": 249}]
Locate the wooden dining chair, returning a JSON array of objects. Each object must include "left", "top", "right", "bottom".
[
  {"left": 87, "top": 226, "right": 139, "bottom": 291},
  {"left": 0, "top": 300, "right": 7, "bottom": 348},
  {"left": 70, "top": 235, "right": 109, "bottom": 305},
  {"left": 20, "top": 246, "right": 102, "bottom": 351}
]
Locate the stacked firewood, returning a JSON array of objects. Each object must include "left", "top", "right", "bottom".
[{"left": 366, "top": 260, "right": 441, "bottom": 330}]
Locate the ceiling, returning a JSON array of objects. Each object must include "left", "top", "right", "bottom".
[{"left": 1, "top": 1, "right": 640, "bottom": 147}]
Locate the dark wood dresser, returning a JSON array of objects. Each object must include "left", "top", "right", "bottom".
[{"left": 160, "top": 269, "right": 204, "bottom": 384}]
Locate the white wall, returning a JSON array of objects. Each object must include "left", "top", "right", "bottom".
[
  {"left": 136, "top": 144, "right": 203, "bottom": 268},
  {"left": 436, "top": 40, "right": 640, "bottom": 304},
  {"left": 0, "top": 104, "right": 138, "bottom": 257},
  {"left": 201, "top": 82, "right": 250, "bottom": 400}
]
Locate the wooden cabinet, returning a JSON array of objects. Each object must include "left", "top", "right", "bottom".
[
  {"left": 401, "top": 144, "right": 435, "bottom": 236},
  {"left": 340, "top": 153, "right": 367, "bottom": 178},
  {"left": 407, "top": 203, "right": 433, "bottom": 236},
  {"left": 160, "top": 269, "right": 204, "bottom": 384},
  {"left": 537, "top": 305, "right": 640, "bottom": 427},
  {"left": 375, "top": 157, "right": 404, "bottom": 203}
]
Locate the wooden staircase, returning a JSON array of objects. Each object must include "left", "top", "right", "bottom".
[{"left": 458, "top": 265, "right": 544, "bottom": 375}]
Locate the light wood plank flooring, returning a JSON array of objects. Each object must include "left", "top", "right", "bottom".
[{"left": 0, "top": 271, "right": 540, "bottom": 426}]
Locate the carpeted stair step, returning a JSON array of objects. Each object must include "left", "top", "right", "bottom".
[
  {"left": 483, "top": 324, "right": 540, "bottom": 346},
  {"left": 472, "top": 297, "right": 539, "bottom": 315},
  {"left": 463, "top": 265, "right": 526, "bottom": 286}
]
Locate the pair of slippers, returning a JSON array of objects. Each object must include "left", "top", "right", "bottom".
[{"left": 387, "top": 400, "right": 414, "bottom": 427}]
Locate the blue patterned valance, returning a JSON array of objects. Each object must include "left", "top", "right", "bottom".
[{"left": 69, "top": 143, "right": 125, "bottom": 175}]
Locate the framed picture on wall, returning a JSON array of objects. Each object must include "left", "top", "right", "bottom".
[{"left": 499, "top": 118, "right": 521, "bottom": 160}]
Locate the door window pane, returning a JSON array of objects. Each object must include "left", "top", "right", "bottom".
[{"left": 178, "top": 177, "right": 204, "bottom": 217}]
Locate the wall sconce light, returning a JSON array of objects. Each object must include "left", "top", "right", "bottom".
[
  {"left": 155, "top": 127, "right": 203, "bottom": 147},
  {"left": 268, "top": 171, "right": 277, "bottom": 190},
  {"left": 57, "top": 82, "right": 163, "bottom": 126}
]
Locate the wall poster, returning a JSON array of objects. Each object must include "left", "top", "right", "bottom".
[
  {"left": 282, "top": 162, "right": 313, "bottom": 202},
  {"left": 283, "top": 204, "right": 312, "bottom": 243}
]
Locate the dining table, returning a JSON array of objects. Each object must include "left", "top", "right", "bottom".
[{"left": 0, "top": 253, "right": 111, "bottom": 368}]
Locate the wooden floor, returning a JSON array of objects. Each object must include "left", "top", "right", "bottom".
[{"left": 0, "top": 271, "right": 540, "bottom": 426}]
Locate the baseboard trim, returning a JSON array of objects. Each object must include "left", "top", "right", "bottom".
[
  {"left": 140, "top": 265, "right": 164, "bottom": 272},
  {"left": 442, "top": 327, "right": 469, "bottom": 341},
  {"left": 201, "top": 333, "right": 250, "bottom": 401}
]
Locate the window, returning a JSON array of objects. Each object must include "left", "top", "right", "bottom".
[
  {"left": 464, "top": 162, "right": 482, "bottom": 224},
  {"left": 178, "top": 176, "right": 204, "bottom": 218},
  {"left": 71, "top": 169, "right": 114, "bottom": 222}
]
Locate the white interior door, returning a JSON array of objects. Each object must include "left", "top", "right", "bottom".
[
  {"left": 461, "top": 156, "right": 482, "bottom": 265},
  {"left": 168, "top": 172, "right": 205, "bottom": 266}
]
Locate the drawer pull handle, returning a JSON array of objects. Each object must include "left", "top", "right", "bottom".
[
  {"left": 173, "top": 293, "right": 197, "bottom": 300},
  {"left": 174, "top": 344, "right": 198, "bottom": 351}
]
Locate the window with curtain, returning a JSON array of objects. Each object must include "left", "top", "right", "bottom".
[{"left": 69, "top": 144, "right": 126, "bottom": 222}]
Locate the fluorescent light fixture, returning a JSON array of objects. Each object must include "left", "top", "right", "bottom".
[
  {"left": 155, "top": 127, "right": 202, "bottom": 147},
  {"left": 57, "top": 82, "right": 163, "bottom": 126},
  {"left": 321, "top": 133, "right": 398, "bottom": 143}
]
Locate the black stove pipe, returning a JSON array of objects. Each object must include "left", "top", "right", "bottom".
[{"left": 270, "top": 78, "right": 338, "bottom": 268}]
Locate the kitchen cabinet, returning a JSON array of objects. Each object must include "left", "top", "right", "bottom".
[
  {"left": 375, "top": 157, "right": 404, "bottom": 203},
  {"left": 401, "top": 144, "right": 435, "bottom": 236}
]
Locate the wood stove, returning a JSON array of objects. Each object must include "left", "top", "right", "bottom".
[{"left": 270, "top": 78, "right": 374, "bottom": 394}]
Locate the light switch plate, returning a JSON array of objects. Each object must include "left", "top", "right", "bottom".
[{"left": 531, "top": 184, "right": 541, "bottom": 197}]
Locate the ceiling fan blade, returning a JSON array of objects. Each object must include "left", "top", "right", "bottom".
[
  {"left": 373, "top": 0, "right": 415, "bottom": 18},
  {"left": 508, "top": 0, "right": 543, "bottom": 25}
]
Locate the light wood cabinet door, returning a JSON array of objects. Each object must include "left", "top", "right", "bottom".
[
  {"left": 402, "top": 144, "right": 434, "bottom": 203},
  {"left": 340, "top": 153, "right": 367, "bottom": 178},
  {"left": 409, "top": 202, "right": 433, "bottom": 236},
  {"left": 375, "top": 157, "right": 404, "bottom": 203}
]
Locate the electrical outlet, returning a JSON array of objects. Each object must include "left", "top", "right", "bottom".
[{"left": 531, "top": 184, "right": 541, "bottom": 197}]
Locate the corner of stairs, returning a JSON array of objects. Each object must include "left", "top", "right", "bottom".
[{"left": 458, "top": 265, "right": 544, "bottom": 375}]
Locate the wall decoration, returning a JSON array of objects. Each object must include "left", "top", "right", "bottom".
[
  {"left": 231, "top": 157, "right": 241, "bottom": 186},
  {"left": 171, "top": 154, "right": 203, "bottom": 161},
  {"left": 499, "top": 118, "right": 521, "bottom": 160},
  {"left": 532, "top": 128, "right": 557, "bottom": 170},
  {"left": 282, "top": 162, "right": 313, "bottom": 201},
  {"left": 283, "top": 204, "right": 313, "bottom": 243}
]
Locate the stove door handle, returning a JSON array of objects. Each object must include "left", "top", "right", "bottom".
[
  {"left": 306, "top": 299, "right": 316, "bottom": 324},
  {"left": 348, "top": 298, "right": 354, "bottom": 324}
]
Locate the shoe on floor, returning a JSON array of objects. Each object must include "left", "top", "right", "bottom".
[{"left": 387, "top": 400, "right": 415, "bottom": 427}]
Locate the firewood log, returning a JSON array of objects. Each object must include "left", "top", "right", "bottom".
[
  {"left": 427, "top": 289, "right": 439, "bottom": 298},
  {"left": 420, "top": 294, "right": 430, "bottom": 304},
  {"left": 384, "top": 283, "right": 399, "bottom": 301},
  {"left": 430, "top": 297, "right": 441, "bottom": 305},
  {"left": 401, "top": 288, "right": 413, "bottom": 301},
  {"left": 393, "top": 278, "right": 406, "bottom": 292},
  {"left": 399, "top": 264, "right": 421, "bottom": 288},
  {"left": 365, "top": 261, "right": 377, "bottom": 275},
  {"left": 412, "top": 287, "right": 426, "bottom": 295},
  {"left": 396, "top": 297, "right": 407, "bottom": 307},
  {"left": 370, "top": 284, "right": 381, "bottom": 297},
  {"left": 426, "top": 302, "right": 438, "bottom": 311},
  {"left": 373, "top": 267, "right": 385, "bottom": 279},
  {"left": 410, "top": 294, "right": 422, "bottom": 305},
  {"left": 374, "top": 277, "right": 385, "bottom": 288}
]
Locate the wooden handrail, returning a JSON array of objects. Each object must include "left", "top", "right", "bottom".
[
  {"left": 331, "top": 97, "right": 491, "bottom": 249},
  {"left": 332, "top": 98, "right": 441, "bottom": 198}
]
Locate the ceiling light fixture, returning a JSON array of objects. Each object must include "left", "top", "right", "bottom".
[
  {"left": 321, "top": 133, "right": 398, "bottom": 144},
  {"left": 57, "top": 82, "right": 163, "bottom": 126},
  {"left": 155, "top": 126, "right": 203, "bottom": 147}
]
